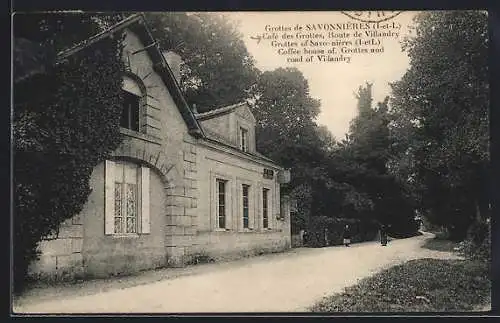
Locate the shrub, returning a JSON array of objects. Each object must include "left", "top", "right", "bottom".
[
  {"left": 185, "top": 252, "right": 215, "bottom": 266},
  {"left": 434, "top": 230, "right": 450, "bottom": 240},
  {"left": 457, "top": 220, "right": 491, "bottom": 262},
  {"left": 305, "top": 217, "right": 379, "bottom": 247}
]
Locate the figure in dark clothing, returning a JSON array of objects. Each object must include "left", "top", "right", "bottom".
[
  {"left": 380, "top": 224, "right": 388, "bottom": 246},
  {"left": 342, "top": 224, "right": 351, "bottom": 247}
]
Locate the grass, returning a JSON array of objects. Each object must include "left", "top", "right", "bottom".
[
  {"left": 421, "top": 238, "right": 460, "bottom": 252},
  {"left": 310, "top": 258, "right": 491, "bottom": 312}
]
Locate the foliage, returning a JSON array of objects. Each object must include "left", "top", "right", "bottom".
[
  {"left": 389, "top": 11, "right": 489, "bottom": 240},
  {"left": 251, "top": 67, "right": 323, "bottom": 187},
  {"left": 335, "top": 83, "right": 418, "bottom": 236},
  {"left": 310, "top": 258, "right": 491, "bottom": 312},
  {"left": 144, "top": 12, "right": 259, "bottom": 112},
  {"left": 249, "top": 70, "right": 418, "bottom": 237},
  {"left": 13, "top": 13, "right": 126, "bottom": 292},
  {"left": 305, "top": 217, "right": 379, "bottom": 248},
  {"left": 456, "top": 220, "right": 491, "bottom": 262},
  {"left": 185, "top": 252, "right": 215, "bottom": 266},
  {"left": 421, "top": 238, "right": 459, "bottom": 253},
  {"left": 250, "top": 67, "right": 336, "bottom": 229}
]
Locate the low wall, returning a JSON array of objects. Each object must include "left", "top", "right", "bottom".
[
  {"left": 189, "top": 230, "right": 291, "bottom": 262},
  {"left": 27, "top": 218, "right": 85, "bottom": 281}
]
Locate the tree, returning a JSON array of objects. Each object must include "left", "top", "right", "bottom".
[
  {"left": 144, "top": 12, "right": 259, "bottom": 112},
  {"left": 13, "top": 13, "right": 126, "bottom": 291},
  {"left": 338, "top": 83, "right": 418, "bottom": 235},
  {"left": 251, "top": 67, "right": 321, "bottom": 157},
  {"left": 249, "top": 67, "right": 338, "bottom": 229},
  {"left": 389, "top": 11, "right": 489, "bottom": 240}
]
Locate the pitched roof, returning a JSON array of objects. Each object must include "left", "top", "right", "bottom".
[
  {"left": 19, "top": 14, "right": 284, "bottom": 169},
  {"left": 194, "top": 102, "right": 247, "bottom": 121},
  {"left": 196, "top": 107, "right": 278, "bottom": 166},
  {"left": 33, "top": 13, "right": 205, "bottom": 138},
  {"left": 200, "top": 135, "right": 280, "bottom": 168}
]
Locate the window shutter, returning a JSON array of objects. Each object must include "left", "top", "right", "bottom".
[
  {"left": 141, "top": 166, "right": 150, "bottom": 234},
  {"left": 104, "top": 160, "right": 115, "bottom": 235}
]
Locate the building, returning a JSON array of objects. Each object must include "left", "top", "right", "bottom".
[{"left": 26, "top": 14, "right": 291, "bottom": 280}]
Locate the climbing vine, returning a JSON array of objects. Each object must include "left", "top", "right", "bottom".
[{"left": 13, "top": 13, "right": 126, "bottom": 292}]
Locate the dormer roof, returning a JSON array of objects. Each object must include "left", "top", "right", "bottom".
[{"left": 195, "top": 101, "right": 256, "bottom": 123}]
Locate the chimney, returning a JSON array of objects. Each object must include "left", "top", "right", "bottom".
[
  {"left": 192, "top": 103, "right": 198, "bottom": 114},
  {"left": 162, "top": 50, "right": 182, "bottom": 84}
]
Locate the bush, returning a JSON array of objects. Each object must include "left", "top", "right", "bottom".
[
  {"left": 386, "top": 217, "right": 420, "bottom": 238},
  {"left": 185, "top": 252, "right": 215, "bottom": 266},
  {"left": 434, "top": 230, "right": 450, "bottom": 240},
  {"left": 421, "top": 238, "right": 459, "bottom": 252},
  {"left": 388, "top": 230, "right": 423, "bottom": 239},
  {"left": 14, "top": 13, "right": 126, "bottom": 293},
  {"left": 304, "top": 217, "right": 378, "bottom": 247},
  {"left": 457, "top": 220, "right": 491, "bottom": 262}
]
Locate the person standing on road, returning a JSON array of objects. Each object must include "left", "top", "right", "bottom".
[
  {"left": 342, "top": 224, "right": 351, "bottom": 247},
  {"left": 380, "top": 224, "right": 388, "bottom": 246}
]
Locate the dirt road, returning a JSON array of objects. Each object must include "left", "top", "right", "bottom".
[{"left": 13, "top": 232, "right": 461, "bottom": 314}]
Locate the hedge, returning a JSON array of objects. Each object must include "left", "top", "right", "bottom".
[{"left": 304, "top": 216, "right": 379, "bottom": 247}]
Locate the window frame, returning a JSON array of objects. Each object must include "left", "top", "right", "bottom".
[
  {"left": 113, "top": 161, "right": 140, "bottom": 234},
  {"left": 121, "top": 74, "right": 147, "bottom": 134},
  {"left": 240, "top": 127, "right": 248, "bottom": 152},
  {"left": 262, "top": 187, "right": 270, "bottom": 229},
  {"left": 216, "top": 179, "right": 227, "bottom": 229},
  {"left": 242, "top": 184, "right": 250, "bottom": 229},
  {"left": 212, "top": 173, "right": 233, "bottom": 232},
  {"left": 121, "top": 90, "right": 141, "bottom": 132},
  {"left": 105, "top": 160, "right": 150, "bottom": 237}
]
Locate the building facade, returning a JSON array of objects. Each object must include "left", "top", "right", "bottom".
[{"left": 27, "top": 15, "right": 291, "bottom": 280}]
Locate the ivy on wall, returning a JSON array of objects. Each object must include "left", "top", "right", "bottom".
[{"left": 13, "top": 13, "right": 127, "bottom": 292}]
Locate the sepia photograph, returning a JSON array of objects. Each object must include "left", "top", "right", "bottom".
[{"left": 11, "top": 10, "right": 491, "bottom": 314}]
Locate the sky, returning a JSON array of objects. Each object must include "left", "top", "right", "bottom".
[{"left": 229, "top": 11, "right": 419, "bottom": 140}]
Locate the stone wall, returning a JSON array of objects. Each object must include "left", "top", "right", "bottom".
[
  {"left": 26, "top": 26, "right": 291, "bottom": 281},
  {"left": 28, "top": 27, "right": 194, "bottom": 280},
  {"left": 190, "top": 230, "right": 290, "bottom": 262},
  {"left": 191, "top": 141, "right": 291, "bottom": 261},
  {"left": 28, "top": 218, "right": 84, "bottom": 281},
  {"left": 164, "top": 134, "right": 199, "bottom": 266}
]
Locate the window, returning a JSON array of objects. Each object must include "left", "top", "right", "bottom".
[
  {"left": 121, "top": 75, "right": 145, "bottom": 133},
  {"left": 105, "top": 160, "right": 150, "bottom": 235},
  {"left": 217, "top": 179, "right": 226, "bottom": 229},
  {"left": 121, "top": 90, "right": 141, "bottom": 131},
  {"left": 263, "top": 188, "right": 269, "bottom": 229},
  {"left": 113, "top": 162, "right": 139, "bottom": 233},
  {"left": 240, "top": 127, "right": 248, "bottom": 152},
  {"left": 242, "top": 184, "right": 250, "bottom": 228}
]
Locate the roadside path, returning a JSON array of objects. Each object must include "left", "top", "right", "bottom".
[{"left": 13, "top": 232, "right": 462, "bottom": 313}]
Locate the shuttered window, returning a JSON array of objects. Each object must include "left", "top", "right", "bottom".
[{"left": 105, "top": 160, "right": 150, "bottom": 235}]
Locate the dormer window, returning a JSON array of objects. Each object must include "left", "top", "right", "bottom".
[
  {"left": 121, "top": 90, "right": 140, "bottom": 131},
  {"left": 240, "top": 127, "right": 248, "bottom": 152},
  {"left": 121, "top": 75, "right": 146, "bottom": 133}
]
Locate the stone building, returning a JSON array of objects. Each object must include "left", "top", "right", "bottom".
[{"left": 27, "top": 14, "right": 291, "bottom": 280}]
